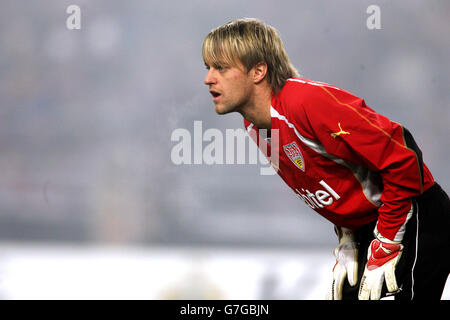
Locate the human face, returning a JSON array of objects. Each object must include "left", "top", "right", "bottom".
[{"left": 204, "top": 61, "right": 254, "bottom": 115}]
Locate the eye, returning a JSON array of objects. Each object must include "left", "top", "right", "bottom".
[
  {"left": 215, "top": 65, "right": 228, "bottom": 71},
  {"left": 205, "top": 63, "right": 228, "bottom": 72}
]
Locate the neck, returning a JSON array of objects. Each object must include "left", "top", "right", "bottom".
[{"left": 240, "top": 83, "right": 272, "bottom": 130}]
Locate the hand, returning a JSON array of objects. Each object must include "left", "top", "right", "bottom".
[
  {"left": 358, "top": 239, "right": 403, "bottom": 300},
  {"left": 326, "top": 227, "right": 358, "bottom": 300}
]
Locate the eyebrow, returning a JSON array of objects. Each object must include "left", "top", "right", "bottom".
[
  {"left": 214, "top": 60, "right": 231, "bottom": 67},
  {"left": 204, "top": 60, "right": 230, "bottom": 68}
]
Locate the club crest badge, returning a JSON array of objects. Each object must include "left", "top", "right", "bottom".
[{"left": 283, "top": 142, "right": 305, "bottom": 171}]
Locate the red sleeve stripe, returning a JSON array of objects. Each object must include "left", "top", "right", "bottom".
[
  {"left": 318, "top": 86, "right": 424, "bottom": 193},
  {"left": 318, "top": 86, "right": 407, "bottom": 149}
]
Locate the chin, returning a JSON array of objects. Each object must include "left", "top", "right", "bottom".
[
  {"left": 215, "top": 102, "right": 238, "bottom": 115},
  {"left": 215, "top": 104, "right": 230, "bottom": 115}
]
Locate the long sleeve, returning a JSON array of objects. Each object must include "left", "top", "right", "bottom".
[{"left": 298, "top": 84, "right": 433, "bottom": 241}]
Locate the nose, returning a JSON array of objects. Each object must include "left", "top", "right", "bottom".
[{"left": 204, "top": 68, "right": 216, "bottom": 86}]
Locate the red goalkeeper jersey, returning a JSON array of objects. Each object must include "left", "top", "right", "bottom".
[{"left": 244, "top": 78, "right": 435, "bottom": 242}]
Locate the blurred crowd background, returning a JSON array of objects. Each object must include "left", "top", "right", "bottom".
[{"left": 0, "top": 0, "right": 448, "bottom": 299}]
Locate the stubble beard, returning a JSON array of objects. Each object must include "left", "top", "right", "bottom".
[
  {"left": 215, "top": 92, "right": 250, "bottom": 116},
  {"left": 214, "top": 99, "right": 241, "bottom": 115}
]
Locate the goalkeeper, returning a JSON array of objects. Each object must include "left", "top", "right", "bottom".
[{"left": 202, "top": 18, "right": 450, "bottom": 300}]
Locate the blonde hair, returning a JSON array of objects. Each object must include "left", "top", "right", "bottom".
[{"left": 202, "top": 18, "right": 299, "bottom": 93}]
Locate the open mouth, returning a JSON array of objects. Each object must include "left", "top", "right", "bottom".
[{"left": 210, "top": 90, "right": 221, "bottom": 98}]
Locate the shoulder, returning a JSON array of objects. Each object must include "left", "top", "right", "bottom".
[
  {"left": 278, "top": 78, "right": 363, "bottom": 112},
  {"left": 285, "top": 77, "right": 350, "bottom": 97},
  {"left": 277, "top": 78, "right": 341, "bottom": 104},
  {"left": 273, "top": 78, "right": 334, "bottom": 114},
  {"left": 272, "top": 78, "right": 363, "bottom": 134}
]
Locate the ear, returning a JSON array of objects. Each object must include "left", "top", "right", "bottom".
[{"left": 252, "top": 62, "right": 268, "bottom": 84}]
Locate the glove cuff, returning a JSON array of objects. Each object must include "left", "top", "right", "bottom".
[
  {"left": 373, "top": 226, "right": 402, "bottom": 245},
  {"left": 334, "top": 226, "right": 355, "bottom": 244}
]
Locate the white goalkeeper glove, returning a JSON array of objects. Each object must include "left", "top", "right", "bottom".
[
  {"left": 326, "top": 226, "right": 358, "bottom": 300},
  {"left": 358, "top": 237, "right": 403, "bottom": 300}
]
